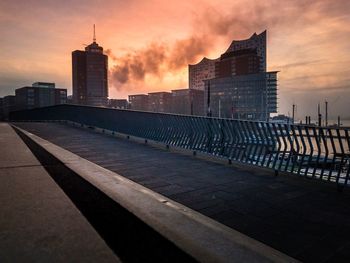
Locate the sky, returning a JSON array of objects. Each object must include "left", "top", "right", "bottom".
[{"left": 0, "top": 0, "right": 349, "bottom": 121}]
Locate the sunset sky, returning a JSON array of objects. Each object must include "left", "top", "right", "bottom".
[{"left": 0, "top": 0, "right": 349, "bottom": 120}]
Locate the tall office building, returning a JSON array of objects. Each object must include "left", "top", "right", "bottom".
[{"left": 72, "top": 26, "right": 108, "bottom": 106}]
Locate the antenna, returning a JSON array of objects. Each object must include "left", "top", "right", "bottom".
[
  {"left": 93, "top": 24, "right": 96, "bottom": 42},
  {"left": 318, "top": 102, "right": 322, "bottom": 127},
  {"left": 325, "top": 100, "right": 328, "bottom": 127}
]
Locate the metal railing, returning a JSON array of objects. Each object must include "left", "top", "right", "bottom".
[{"left": 10, "top": 104, "right": 350, "bottom": 186}]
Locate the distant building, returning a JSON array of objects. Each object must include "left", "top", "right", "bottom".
[
  {"left": 189, "top": 58, "right": 218, "bottom": 91},
  {"left": 190, "top": 30, "right": 278, "bottom": 120},
  {"left": 72, "top": 26, "right": 108, "bottom": 106},
  {"left": 0, "top": 97, "right": 3, "bottom": 120},
  {"left": 108, "top": 99, "right": 129, "bottom": 109},
  {"left": 148, "top": 92, "right": 172, "bottom": 113},
  {"left": 204, "top": 72, "right": 278, "bottom": 121},
  {"left": 189, "top": 31, "right": 267, "bottom": 91},
  {"left": 225, "top": 30, "right": 266, "bottom": 72},
  {"left": 128, "top": 89, "right": 204, "bottom": 115},
  {"left": 67, "top": 95, "right": 73, "bottom": 104},
  {"left": 1, "top": 95, "right": 16, "bottom": 120},
  {"left": 128, "top": 94, "right": 149, "bottom": 111},
  {"left": 32, "top": 82, "right": 55, "bottom": 88},
  {"left": 171, "top": 89, "right": 204, "bottom": 116},
  {"left": 215, "top": 49, "right": 261, "bottom": 78},
  {"left": 270, "top": 114, "right": 293, "bottom": 124},
  {"left": 15, "top": 82, "right": 67, "bottom": 111}
]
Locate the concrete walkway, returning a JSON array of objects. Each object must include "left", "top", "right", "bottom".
[
  {"left": 14, "top": 122, "right": 350, "bottom": 262},
  {"left": 0, "top": 123, "right": 120, "bottom": 262}
]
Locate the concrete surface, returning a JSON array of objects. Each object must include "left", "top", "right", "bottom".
[
  {"left": 0, "top": 123, "right": 120, "bottom": 262},
  {"left": 14, "top": 122, "right": 350, "bottom": 263},
  {"left": 14, "top": 124, "right": 297, "bottom": 263}
]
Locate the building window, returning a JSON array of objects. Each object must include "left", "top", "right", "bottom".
[{"left": 27, "top": 98, "right": 34, "bottom": 105}]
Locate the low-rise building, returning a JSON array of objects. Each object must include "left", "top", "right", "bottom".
[
  {"left": 67, "top": 95, "right": 73, "bottom": 104},
  {"left": 1, "top": 95, "right": 16, "bottom": 120},
  {"left": 15, "top": 82, "right": 67, "bottom": 111},
  {"left": 171, "top": 89, "right": 204, "bottom": 116},
  {"left": 128, "top": 94, "right": 149, "bottom": 111},
  {"left": 108, "top": 99, "right": 129, "bottom": 109},
  {"left": 148, "top": 92, "right": 172, "bottom": 113},
  {"left": 0, "top": 98, "right": 3, "bottom": 120}
]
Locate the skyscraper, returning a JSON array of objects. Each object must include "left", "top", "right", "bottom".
[{"left": 72, "top": 25, "right": 108, "bottom": 106}]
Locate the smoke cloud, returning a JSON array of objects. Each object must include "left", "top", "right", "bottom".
[
  {"left": 109, "top": 43, "right": 167, "bottom": 88},
  {"left": 109, "top": 35, "right": 214, "bottom": 90}
]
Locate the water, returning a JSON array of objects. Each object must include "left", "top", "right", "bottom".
[
  {"left": 297, "top": 119, "right": 350, "bottom": 127},
  {"left": 328, "top": 119, "right": 350, "bottom": 128}
]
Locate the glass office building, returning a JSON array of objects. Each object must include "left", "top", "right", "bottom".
[{"left": 204, "top": 72, "right": 278, "bottom": 121}]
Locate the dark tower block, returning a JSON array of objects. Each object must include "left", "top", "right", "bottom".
[{"left": 72, "top": 25, "right": 108, "bottom": 106}]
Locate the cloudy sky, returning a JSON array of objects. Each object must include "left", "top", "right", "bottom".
[{"left": 0, "top": 0, "right": 349, "bottom": 120}]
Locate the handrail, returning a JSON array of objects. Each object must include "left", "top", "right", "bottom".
[{"left": 10, "top": 104, "right": 350, "bottom": 186}]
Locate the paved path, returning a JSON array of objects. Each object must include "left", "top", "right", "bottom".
[
  {"left": 0, "top": 123, "right": 120, "bottom": 262},
  {"left": 15, "top": 122, "right": 350, "bottom": 262}
]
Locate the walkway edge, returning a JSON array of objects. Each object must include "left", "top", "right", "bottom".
[{"left": 13, "top": 124, "right": 299, "bottom": 263}]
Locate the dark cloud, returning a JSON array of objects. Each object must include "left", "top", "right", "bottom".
[
  {"left": 109, "top": 36, "right": 213, "bottom": 90},
  {"left": 168, "top": 35, "right": 212, "bottom": 70},
  {"left": 109, "top": 43, "right": 167, "bottom": 90}
]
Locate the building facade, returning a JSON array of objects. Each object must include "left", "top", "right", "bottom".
[
  {"left": 189, "top": 57, "right": 218, "bottom": 90},
  {"left": 15, "top": 82, "right": 67, "bottom": 111},
  {"left": 188, "top": 31, "right": 266, "bottom": 91},
  {"left": 171, "top": 89, "right": 204, "bottom": 116},
  {"left": 0, "top": 98, "right": 3, "bottom": 120},
  {"left": 189, "top": 30, "right": 278, "bottom": 120},
  {"left": 148, "top": 92, "right": 172, "bottom": 113},
  {"left": 204, "top": 72, "right": 278, "bottom": 121},
  {"left": 225, "top": 30, "right": 266, "bottom": 72},
  {"left": 128, "top": 94, "right": 149, "bottom": 111},
  {"left": 108, "top": 99, "right": 129, "bottom": 109},
  {"left": 72, "top": 34, "right": 108, "bottom": 106},
  {"left": 215, "top": 49, "right": 261, "bottom": 78},
  {"left": 1, "top": 95, "right": 16, "bottom": 120}
]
